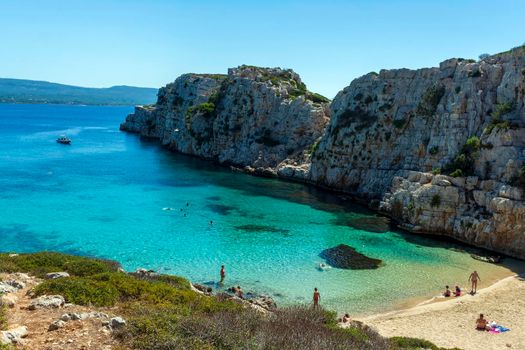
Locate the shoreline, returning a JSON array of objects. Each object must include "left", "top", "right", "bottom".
[{"left": 358, "top": 272, "right": 525, "bottom": 350}]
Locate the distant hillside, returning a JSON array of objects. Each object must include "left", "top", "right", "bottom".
[{"left": 0, "top": 78, "right": 158, "bottom": 105}]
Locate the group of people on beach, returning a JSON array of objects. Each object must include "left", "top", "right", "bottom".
[{"left": 442, "top": 270, "right": 481, "bottom": 298}]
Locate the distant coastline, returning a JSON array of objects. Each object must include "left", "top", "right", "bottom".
[{"left": 0, "top": 77, "right": 158, "bottom": 106}]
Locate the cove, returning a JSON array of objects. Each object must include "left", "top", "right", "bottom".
[{"left": 0, "top": 103, "right": 521, "bottom": 315}]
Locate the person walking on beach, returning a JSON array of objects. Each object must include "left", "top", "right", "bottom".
[
  {"left": 220, "top": 265, "right": 225, "bottom": 284},
  {"left": 313, "top": 287, "right": 320, "bottom": 308},
  {"left": 469, "top": 270, "right": 481, "bottom": 294}
]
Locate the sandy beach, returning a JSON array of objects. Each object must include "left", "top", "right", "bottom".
[{"left": 359, "top": 274, "right": 525, "bottom": 350}]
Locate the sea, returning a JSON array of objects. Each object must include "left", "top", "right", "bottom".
[{"left": 0, "top": 103, "right": 520, "bottom": 315}]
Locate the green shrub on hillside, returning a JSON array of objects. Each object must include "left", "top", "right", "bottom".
[
  {"left": 443, "top": 136, "right": 481, "bottom": 177},
  {"left": 0, "top": 252, "right": 119, "bottom": 278},
  {"left": 415, "top": 85, "right": 445, "bottom": 116},
  {"left": 390, "top": 336, "right": 461, "bottom": 350},
  {"left": 484, "top": 102, "right": 516, "bottom": 134}
]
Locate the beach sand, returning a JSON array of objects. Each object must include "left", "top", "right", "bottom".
[{"left": 359, "top": 274, "right": 525, "bottom": 350}]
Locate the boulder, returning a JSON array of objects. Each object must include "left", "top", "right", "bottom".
[
  {"left": 48, "top": 320, "right": 66, "bottom": 331},
  {"left": 28, "top": 295, "right": 65, "bottom": 310},
  {"left": 319, "top": 244, "right": 383, "bottom": 269},
  {"left": 45, "top": 272, "right": 70, "bottom": 279},
  {"left": 109, "top": 317, "right": 126, "bottom": 329},
  {"left": 1, "top": 326, "right": 28, "bottom": 344},
  {"left": 5, "top": 280, "right": 25, "bottom": 289},
  {"left": 0, "top": 282, "right": 16, "bottom": 294}
]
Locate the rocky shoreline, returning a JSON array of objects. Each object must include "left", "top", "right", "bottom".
[{"left": 121, "top": 46, "right": 525, "bottom": 259}]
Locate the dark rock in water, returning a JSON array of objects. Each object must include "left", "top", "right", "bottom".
[
  {"left": 319, "top": 244, "right": 383, "bottom": 269},
  {"left": 349, "top": 216, "right": 390, "bottom": 233},
  {"left": 234, "top": 224, "right": 290, "bottom": 234},
  {"left": 332, "top": 215, "right": 390, "bottom": 233},
  {"left": 470, "top": 253, "right": 502, "bottom": 264},
  {"left": 206, "top": 203, "right": 236, "bottom": 215}
]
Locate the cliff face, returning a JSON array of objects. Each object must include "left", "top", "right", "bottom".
[
  {"left": 310, "top": 47, "right": 525, "bottom": 258},
  {"left": 121, "top": 47, "right": 525, "bottom": 258},
  {"left": 121, "top": 66, "right": 330, "bottom": 178}
]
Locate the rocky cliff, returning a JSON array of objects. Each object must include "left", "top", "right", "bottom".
[
  {"left": 121, "top": 46, "right": 525, "bottom": 258},
  {"left": 120, "top": 66, "right": 330, "bottom": 178}
]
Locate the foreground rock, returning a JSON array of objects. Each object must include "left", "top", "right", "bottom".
[
  {"left": 1, "top": 326, "right": 28, "bottom": 345},
  {"left": 28, "top": 295, "right": 65, "bottom": 310},
  {"left": 45, "top": 271, "right": 70, "bottom": 279},
  {"left": 320, "top": 244, "right": 383, "bottom": 269}
]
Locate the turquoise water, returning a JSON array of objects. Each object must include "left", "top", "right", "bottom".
[{"left": 0, "top": 104, "right": 518, "bottom": 315}]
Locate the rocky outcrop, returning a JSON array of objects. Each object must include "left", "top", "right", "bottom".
[
  {"left": 121, "top": 65, "right": 330, "bottom": 178},
  {"left": 121, "top": 46, "right": 525, "bottom": 258},
  {"left": 320, "top": 244, "right": 383, "bottom": 269},
  {"left": 310, "top": 46, "right": 525, "bottom": 258}
]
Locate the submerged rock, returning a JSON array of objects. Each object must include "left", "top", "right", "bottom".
[{"left": 319, "top": 244, "right": 383, "bottom": 269}]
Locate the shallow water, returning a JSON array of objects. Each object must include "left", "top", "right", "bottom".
[{"left": 0, "top": 104, "right": 521, "bottom": 315}]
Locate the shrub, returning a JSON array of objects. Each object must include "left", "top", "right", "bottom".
[
  {"left": 0, "top": 305, "right": 7, "bottom": 330},
  {"left": 491, "top": 102, "right": 515, "bottom": 119},
  {"left": 118, "top": 305, "right": 391, "bottom": 350},
  {"left": 464, "top": 136, "right": 480, "bottom": 153},
  {"left": 432, "top": 168, "right": 441, "bottom": 175},
  {"left": 431, "top": 194, "right": 441, "bottom": 208},
  {"left": 429, "top": 146, "right": 439, "bottom": 155},
  {"left": 33, "top": 277, "right": 119, "bottom": 307},
  {"left": 450, "top": 169, "right": 464, "bottom": 177},
  {"left": 307, "top": 140, "right": 321, "bottom": 156},
  {"left": 0, "top": 252, "right": 119, "bottom": 278},
  {"left": 478, "top": 53, "right": 490, "bottom": 60},
  {"left": 187, "top": 102, "right": 216, "bottom": 118},
  {"left": 455, "top": 86, "right": 461, "bottom": 94},
  {"left": 415, "top": 85, "right": 445, "bottom": 116},
  {"left": 307, "top": 92, "right": 330, "bottom": 104}
]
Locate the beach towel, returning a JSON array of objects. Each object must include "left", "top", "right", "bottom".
[{"left": 489, "top": 324, "right": 510, "bottom": 333}]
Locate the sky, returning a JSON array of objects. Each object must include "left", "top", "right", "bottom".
[{"left": 1, "top": 0, "right": 524, "bottom": 98}]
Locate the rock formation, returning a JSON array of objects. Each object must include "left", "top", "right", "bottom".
[
  {"left": 319, "top": 244, "right": 383, "bottom": 269},
  {"left": 121, "top": 46, "right": 525, "bottom": 258},
  {"left": 121, "top": 65, "right": 330, "bottom": 179}
]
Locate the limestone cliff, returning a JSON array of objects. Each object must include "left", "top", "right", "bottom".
[
  {"left": 310, "top": 46, "right": 525, "bottom": 258},
  {"left": 120, "top": 66, "right": 330, "bottom": 178},
  {"left": 121, "top": 47, "right": 525, "bottom": 258}
]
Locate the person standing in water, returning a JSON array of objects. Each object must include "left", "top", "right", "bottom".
[
  {"left": 313, "top": 288, "right": 320, "bottom": 308},
  {"left": 220, "top": 265, "right": 225, "bottom": 284},
  {"left": 469, "top": 271, "right": 481, "bottom": 294}
]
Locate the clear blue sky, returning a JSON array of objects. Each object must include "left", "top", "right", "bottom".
[{"left": 1, "top": 0, "right": 524, "bottom": 98}]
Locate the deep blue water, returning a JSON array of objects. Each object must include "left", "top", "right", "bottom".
[{"left": 0, "top": 103, "right": 516, "bottom": 315}]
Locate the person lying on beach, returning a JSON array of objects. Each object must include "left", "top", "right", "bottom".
[
  {"left": 476, "top": 313, "right": 490, "bottom": 331},
  {"left": 443, "top": 285, "right": 452, "bottom": 297},
  {"left": 454, "top": 285, "right": 461, "bottom": 297}
]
